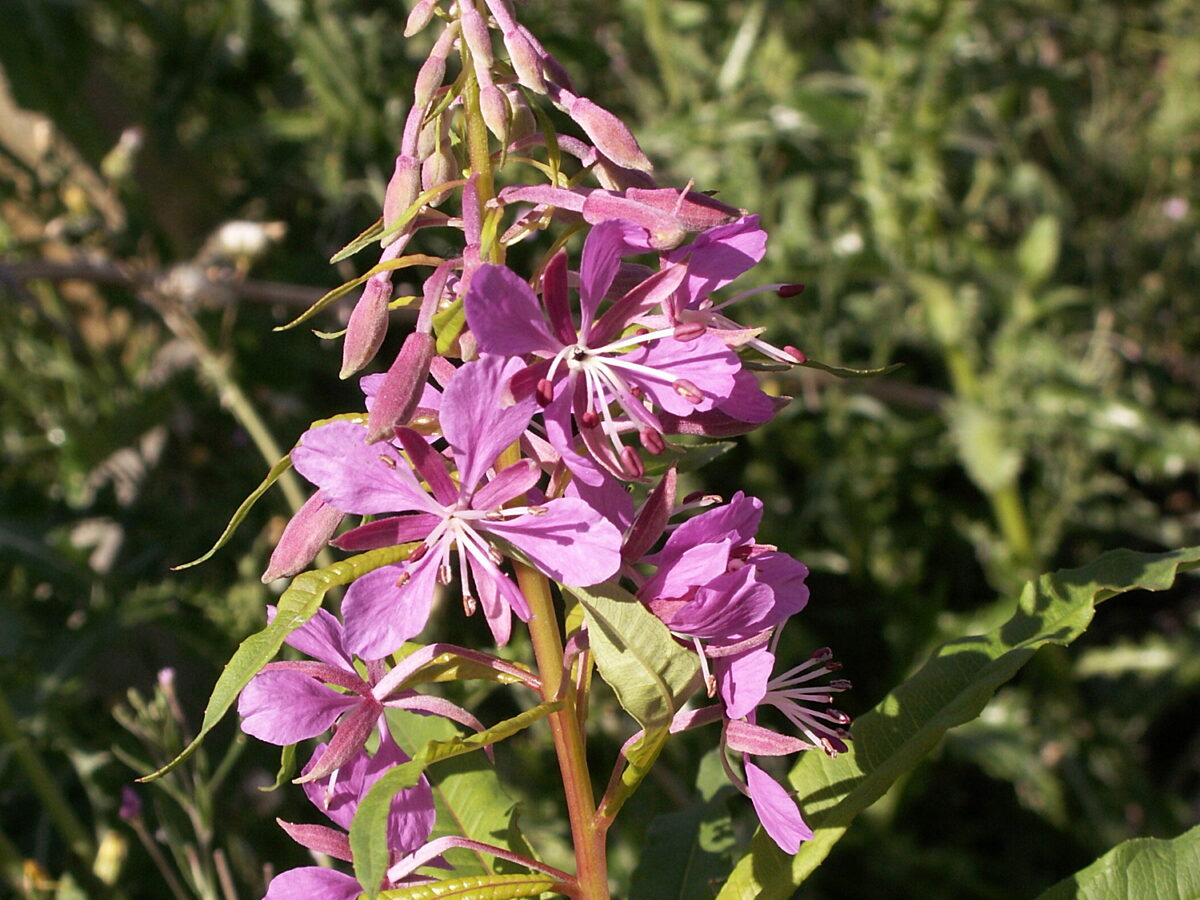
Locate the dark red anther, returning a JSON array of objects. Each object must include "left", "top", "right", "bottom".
[
  {"left": 620, "top": 445, "right": 644, "bottom": 478},
  {"left": 672, "top": 321, "right": 706, "bottom": 342},
  {"left": 536, "top": 378, "right": 555, "bottom": 406},
  {"left": 580, "top": 410, "right": 600, "bottom": 429},
  {"left": 777, "top": 283, "right": 806, "bottom": 298},
  {"left": 785, "top": 345, "right": 807, "bottom": 363},
  {"left": 639, "top": 428, "right": 665, "bottom": 455}
]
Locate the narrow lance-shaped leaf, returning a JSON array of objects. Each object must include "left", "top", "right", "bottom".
[
  {"left": 139, "top": 544, "right": 418, "bottom": 782},
  {"left": 352, "top": 701, "right": 564, "bottom": 899},
  {"left": 172, "top": 453, "right": 293, "bottom": 571},
  {"left": 274, "top": 253, "right": 446, "bottom": 332},
  {"left": 386, "top": 709, "right": 539, "bottom": 878},
  {"left": 1035, "top": 823, "right": 1200, "bottom": 900},
  {"left": 716, "top": 545, "right": 1200, "bottom": 900},
  {"left": 376, "top": 873, "right": 558, "bottom": 900}
]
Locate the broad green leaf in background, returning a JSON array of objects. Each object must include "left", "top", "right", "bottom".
[
  {"left": 716, "top": 546, "right": 1200, "bottom": 900},
  {"left": 387, "top": 709, "right": 538, "bottom": 877},
  {"left": 629, "top": 749, "right": 737, "bottom": 900},
  {"left": 138, "top": 544, "right": 417, "bottom": 781},
  {"left": 1035, "top": 823, "right": 1200, "bottom": 900}
]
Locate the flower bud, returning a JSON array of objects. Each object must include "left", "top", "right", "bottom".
[
  {"left": 459, "top": 2, "right": 493, "bottom": 72},
  {"left": 503, "top": 85, "right": 536, "bottom": 142},
  {"left": 404, "top": 0, "right": 438, "bottom": 36},
  {"left": 383, "top": 155, "right": 421, "bottom": 234},
  {"left": 501, "top": 26, "right": 546, "bottom": 92},
  {"left": 261, "top": 490, "right": 345, "bottom": 582},
  {"left": 479, "top": 83, "right": 510, "bottom": 144},
  {"left": 566, "top": 95, "right": 653, "bottom": 173},
  {"left": 340, "top": 277, "right": 390, "bottom": 378},
  {"left": 366, "top": 331, "right": 437, "bottom": 442}
]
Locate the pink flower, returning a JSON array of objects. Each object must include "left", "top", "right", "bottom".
[{"left": 291, "top": 356, "right": 622, "bottom": 656}]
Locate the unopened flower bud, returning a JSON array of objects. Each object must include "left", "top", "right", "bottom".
[
  {"left": 503, "top": 85, "right": 536, "bottom": 141},
  {"left": 366, "top": 331, "right": 437, "bottom": 443},
  {"left": 383, "top": 155, "right": 421, "bottom": 234},
  {"left": 479, "top": 83, "right": 510, "bottom": 144},
  {"left": 563, "top": 93, "right": 653, "bottom": 172},
  {"left": 502, "top": 27, "right": 546, "bottom": 92},
  {"left": 414, "top": 52, "right": 448, "bottom": 111},
  {"left": 340, "top": 279, "right": 391, "bottom": 378},
  {"left": 404, "top": 0, "right": 438, "bottom": 36},
  {"left": 118, "top": 786, "right": 142, "bottom": 821},
  {"left": 261, "top": 490, "right": 345, "bottom": 582},
  {"left": 459, "top": 2, "right": 493, "bottom": 71}
]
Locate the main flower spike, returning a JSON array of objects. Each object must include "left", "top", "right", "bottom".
[{"left": 291, "top": 355, "right": 622, "bottom": 656}]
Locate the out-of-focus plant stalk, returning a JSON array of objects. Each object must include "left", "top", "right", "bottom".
[{"left": 0, "top": 689, "right": 94, "bottom": 866}]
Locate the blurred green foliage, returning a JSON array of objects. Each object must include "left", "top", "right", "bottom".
[{"left": 0, "top": 0, "right": 1196, "bottom": 898}]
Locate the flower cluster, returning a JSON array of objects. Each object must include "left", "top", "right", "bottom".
[{"left": 234, "top": 1, "right": 851, "bottom": 896}]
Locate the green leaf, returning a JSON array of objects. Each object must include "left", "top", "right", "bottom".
[
  {"left": 329, "top": 216, "right": 383, "bottom": 264},
  {"left": 171, "top": 453, "right": 292, "bottom": 570},
  {"left": 629, "top": 750, "right": 736, "bottom": 900},
  {"left": 1017, "top": 213, "right": 1061, "bottom": 289},
  {"left": 1035, "top": 824, "right": 1200, "bottom": 900},
  {"left": 138, "top": 544, "right": 417, "bottom": 782},
  {"left": 716, "top": 546, "right": 1200, "bottom": 900},
  {"left": 376, "top": 874, "right": 557, "bottom": 900},
  {"left": 387, "top": 709, "right": 538, "bottom": 877},
  {"left": 259, "top": 742, "right": 297, "bottom": 792},
  {"left": 565, "top": 581, "right": 700, "bottom": 733},
  {"left": 274, "top": 254, "right": 445, "bottom": 332},
  {"left": 353, "top": 702, "right": 563, "bottom": 898},
  {"left": 433, "top": 298, "right": 466, "bottom": 355},
  {"left": 798, "top": 358, "right": 904, "bottom": 379}
]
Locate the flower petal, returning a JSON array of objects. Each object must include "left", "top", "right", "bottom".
[
  {"left": 264, "top": 866, "right": 362, "bottom": 900},
  {"left": 440, "top": 356, "right": 537, "bottom": 494},
  {"left": 484, "top": 498, "right": 621, "bottom": 586},
  {"left": 341, "top": 554, "right": 443, "bottom": 660},
  {"left": 238, "top": 670, "right": 358, "bottom": 745},
  {"left": 293, "top": 421, "right": 436, "bottom": 516},
  {"left": 465, "top": 264, "right": 561, "bottom": 357},
  {"left": 744, "top": 760, "right": 812, "bottom": 853}
]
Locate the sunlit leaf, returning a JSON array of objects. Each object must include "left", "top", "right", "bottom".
[
  {"left": 1035, "top": 824, "right": 1200, "bottom": 900},
  {"left": 376, "top": 874, "right": 557, "bottom": 899},
  {"left": 717, "top": 546, "right": 1200, "bottom": 899},
  {"left": 171, "top": 453, "right": 292, "bottom": 571},
  {"left": 139, "top": 544, "right": 418, "bottom": 781}
]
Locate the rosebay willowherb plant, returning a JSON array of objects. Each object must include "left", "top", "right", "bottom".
[{"left": 142, "top": 2, "right": 1200, "bottom": 899}]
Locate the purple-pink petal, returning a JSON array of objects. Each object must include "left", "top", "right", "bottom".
[
  {"left": 238, "top": 670, "right": 358, "bottom": 745},
  {"left": 341, "top": 554, "right": 443, "bottom": 659},
  {"left": 264, "top": 867, "right": 362, "bottom": 900},
  {"left": 293, "top": 421, "right": 436, "bottom": 516},
  {"left": 744, "top": 760, "right": 812, "bottom": 853},
  {"left": 620, "top": 334, "right": 740, "bottom": 415},
  {"left": 278, "top": 606, "right": 355, "bottom": 672},
  {"left": 483, "top": 498, "right": 621, "bottom": 586},
  {"left": 332, "top": 513, "right": 442, "bottom": 552},
  {"left": 439, "top": 356, "right": 537, "bottom": 494},
  {"left": 716, "top": 644, "right": 777, "bottom": 719},
  {"left": 465, "top": 264, "right": 561, "bottom": 357}
]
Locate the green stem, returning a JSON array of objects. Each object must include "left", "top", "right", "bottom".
[{"left": 0, "top": 689, "right": 93, "bottom": 864}]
